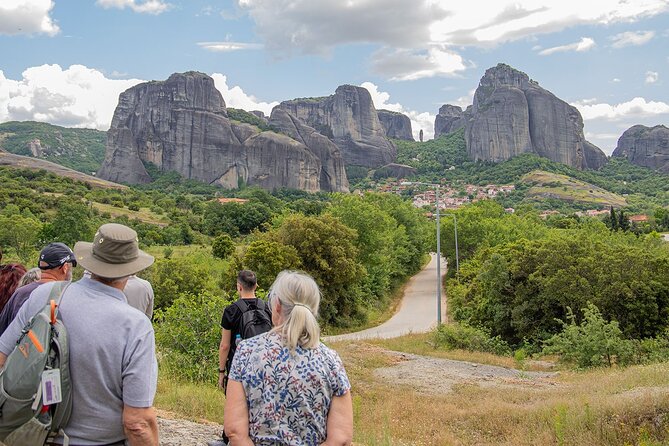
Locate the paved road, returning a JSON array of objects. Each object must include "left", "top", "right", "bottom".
[{"left": 324, "top": 253, "right": 446, "bottom": 342}]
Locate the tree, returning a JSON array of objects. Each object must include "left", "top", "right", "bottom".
[
  {"left": 0, "top": 213, "right": 42, "bottom": 263},
  {"left": 39, "top": 201, "right": 95, "bottom": 247},
  {"left": 212, "top": 233, "right": 235, "bottom": 259},
  {"left": 147, "top": 257, "right": 209, "bottom": 310},
  {"left": 242, "top": 239, "right": 301, "bottom": 290},
  {"left": 274, "top": 214, "right": 365, "bottom": 326}
]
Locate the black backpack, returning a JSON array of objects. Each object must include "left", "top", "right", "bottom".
[{"left": 236, "top": 299, "right": 272, "bottom": 341}]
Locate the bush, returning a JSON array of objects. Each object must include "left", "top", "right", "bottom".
[
  {"left": 542, "top": 303, "right": 634, "bottom": 368},
  {"left": 212, "top": 233, "right": 235, "bottom": 259},
  {"left": 434, "top": 323, "right": 511, "bottom": 356},
  {"left": 155, "top": 291, "right": 232, "bottom": 383},
  {"left": 148, "top": 257, "right": 209, "bottom": 310}
]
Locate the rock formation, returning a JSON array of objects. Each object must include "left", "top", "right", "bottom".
[
  {"left": 612, "top": 125, "right": 669, "bottom": 172},
  {"left": 269, "top": 108, "right": 349, "bottom": 192},
  {"left": 277, "top": 85, "right": 397, "bottom": 168},
  {"left": 435, "top": 64, "right": 607, "bottom": 170},
  {"left": 97, "top": 72, "right": 348, "bottom": 192},
  {"left": 375, "top": 163, "right": 417, "bottom": 179},
  {"left": 377, "top": 110, "right": 413, "bottom": 141},
  {"left": 434, "top": 105, "right": 465, "bottom": 138}
]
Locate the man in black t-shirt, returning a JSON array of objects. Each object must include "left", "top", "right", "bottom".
[{"left": 218, "top": 270, "right": 272, "bottom": 390}]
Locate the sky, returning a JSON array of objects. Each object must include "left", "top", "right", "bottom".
[{"left": 1, "top": 0, "right": 668, "bottom": 155}]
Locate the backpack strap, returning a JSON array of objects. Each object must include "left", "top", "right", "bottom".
[{"left": 47, "top": 281, "right": 71, "bottom": 325}]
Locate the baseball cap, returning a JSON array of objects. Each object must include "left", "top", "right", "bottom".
[{"left": 39, "top": 242, "right": 77, "bottom": 270}]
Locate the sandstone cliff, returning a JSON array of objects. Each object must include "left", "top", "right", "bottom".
[
  {"left": 277, "top": 85, "right": 397, "bottom": 168},
  {"left": 436, "top": 64, "right": 607, "bottom": 170},
  {"left": 97, "top": 72, "right": 348, "bottom": 192},
  {"left": 434, "top": 105, "right": 465, "bottom": 138},
  {"left": 269, "top": 109, "right": 349, "bottom": 192},
  {"left": 377, "top": 110, "right": 413, "bottom": 141},
  {"left": 612, "top": 125, "right": 669, "bottom": 172}
]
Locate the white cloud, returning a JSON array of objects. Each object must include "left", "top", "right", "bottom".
[
  {"left": 371, "top": 47, "right": 469, "bottom": 81},
  {"left": 612, "top": 78, "right": 621, "bottom": 82},
  {"left": 537, "top": 37, "right": 596, "bottom": 55},
  {"left": 0, "top": 65, "right": 282, "bottom": 129},
  {"left": 0, "top": 65, "right": 143, "bottom": 130},
  {"left": 645, "top": 71, "right": 659, "bottom": 83},
  {"left": 361, "top": 81, "right": 435, "bottom": 140},
  {"left": 573, "top": 97, "right": 669, "bottom": 120},
  {"left": 96, "top": 0, "right": 172, "bottom": 14},
  {"left": 237, "top": 0, "right": 668, "bottom": 81},
  {"left": 610, "top": 30, "right": 655, "bottom": 48},
  {"left": 197, "top": 42, "right": 263, "bottom": 52},
  {"left": 211, "top": 74, "right": 278, "bottom": 116},
  {"left": 0, "top": 0, "right": 59, "bottom": 36},
  {"left": 451, "top": 89, "right": 476, "bottom": 109}
]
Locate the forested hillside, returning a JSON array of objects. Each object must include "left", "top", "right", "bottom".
[{"left": 0, "top": 121, "right": 106, "bottom": 174}]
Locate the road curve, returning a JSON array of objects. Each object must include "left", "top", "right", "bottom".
[{"left": 323, "top": 253, "right": 445, "bottom": 342}]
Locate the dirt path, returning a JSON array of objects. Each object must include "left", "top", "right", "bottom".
[{"left": 324, "top": 253, "right": 445, "bottom": 342}]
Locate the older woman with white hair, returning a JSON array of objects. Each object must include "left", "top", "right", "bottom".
[{"left": 224, "top": 270, "right": 353, "bottom": 446}]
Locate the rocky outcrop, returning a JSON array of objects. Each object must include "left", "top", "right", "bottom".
[
  {"left": 434, "top": 105, "right": 465, "bottom": 138},
  {"left": 97, "top": 72, "right": 348, "bottom": 192},
  {"left": 436, "top": 64, "right": 607, "bottom": 170},
  {"left": 612, "top": 125, "right": 669, "bottom": 172},
  {"left": 27, "top": 139, "right": 44, "bottom": 157},
  {"left": 277, "top": 85, "right": 397, "bottom": 168},
  {"left": 269, "top": 109, "right": 349, "bottom": 192},
  {"left": 377, "top": 110, "right": 413, "bottom": 141},
  {"left": 375, "top": 163, "right": 416, "bottom": 179}
]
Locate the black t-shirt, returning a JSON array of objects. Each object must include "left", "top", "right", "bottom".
[{"left": 220, "top": 298, "right": 272, "bottom": 365}]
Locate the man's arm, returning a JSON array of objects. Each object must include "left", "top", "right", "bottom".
[
  {"left": 123, "top": 405, "right": 158, "bottom": 446},
  {"left": 218, "top": 328, "right": 231, "bottom": 388},
  {"left": 320, "top": 391, "right": 353, "bottom": 446},
  {"left": 0, "top": 352, "right": 6, "bottom": 369},
  {"left": 224, "top": 380, "right": 253, "bottom": 446}
]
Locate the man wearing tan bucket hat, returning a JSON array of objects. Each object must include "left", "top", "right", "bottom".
[{"left": 0, "top": 223, "right": 159, "bottom": 445}]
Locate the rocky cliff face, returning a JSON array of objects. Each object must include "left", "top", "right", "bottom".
[
  {"left": 269, "top": 108, "right": 349, "bottom": 192},
  {"left": 612, "top": 125, "right": 669, "bottom": 172},
  {"left": 97, "top": 72, "right": 348, "bottom": 192},
  {"left": 277, "top": 85, "right": 397, "bottom": 168},
  {"left": 436, "top": 64, "right": 607, "bottom": 170},
  {"left": 377, "top": 110, "right": 413, "bottom": 141},
  {"left": 434, "top": 105, "right": 465, "bottom": 138}
]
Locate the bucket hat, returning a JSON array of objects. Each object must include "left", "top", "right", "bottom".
[{"left": 74, "top": 223, "right": 154, "bottom": 279}]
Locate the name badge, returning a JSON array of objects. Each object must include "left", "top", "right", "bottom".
[{"left": 41, "top": 369, "right": 62, "bottom": 405}]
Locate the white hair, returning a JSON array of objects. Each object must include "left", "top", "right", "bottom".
[{"left": 270, "top": 270, "right": 321, "bottom": 350}]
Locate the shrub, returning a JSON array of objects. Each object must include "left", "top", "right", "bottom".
[
  {"left": 155, "top": 291, "right": 232, "bottom": 383},
  {"left": 434, "top": 323, "right": 511, "bottom": 356},
  {"left": 212, "top": 233, "right": 235, "bottom": 259},
  {"left": 148, "top": 257, "right": 208, "bottom": 310},
  {"left": 542, "top": 303, "right": 634, "bottom": 368}
]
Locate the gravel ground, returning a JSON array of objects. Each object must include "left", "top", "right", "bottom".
[
  {"left": 374, "top": 351, "right": 559, "bottom": 395},
  {"left": 158, "top": 411, "right": 224, "bottom": 446}
]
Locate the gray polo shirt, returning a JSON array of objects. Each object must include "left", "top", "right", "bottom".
[{"left": 0, "top": 278, "right": 157, "bottom": 445}]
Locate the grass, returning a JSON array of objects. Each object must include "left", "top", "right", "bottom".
[
  {"left": 154, "top": 334, "right": 669, "bottom": 445},
  {"left": 91, "top": 202, "right": 170, "bottom": 226},
  {"left": 332, "top": 341, "right": 669, "bottom": 446},
  {"left": 522, "top": 170, "right": 627, "bottom": 208}
]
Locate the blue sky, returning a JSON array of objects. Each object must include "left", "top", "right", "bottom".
[{"left": 1, "top": 0, "right": 668, "bottom": 154}]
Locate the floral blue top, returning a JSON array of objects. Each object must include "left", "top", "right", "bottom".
[{"left": 229, "top": 331, "right": 351, "bottom": 445}]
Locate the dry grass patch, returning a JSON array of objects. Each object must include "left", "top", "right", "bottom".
[{"left": 335, "top": 340, "right": 669, "bottom": 445}]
